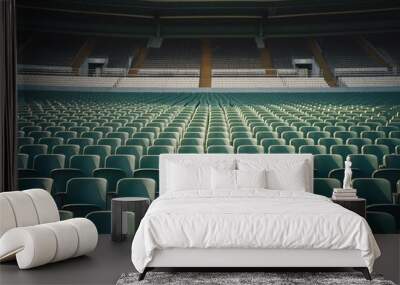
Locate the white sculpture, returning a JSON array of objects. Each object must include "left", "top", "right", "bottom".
[{"left": 343, "top": 156, "right": 352, "bottom": 189}]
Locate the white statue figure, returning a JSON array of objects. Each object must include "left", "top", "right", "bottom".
[{"left": 343, "top": 156, "right": 352, "bottom": 189}]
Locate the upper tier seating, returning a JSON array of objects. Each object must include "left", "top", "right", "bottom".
[
  {"left": 212, "top": 77, "right": 328, "bottom": 88},
  {"left": 19, "top": 33, "right": 85, "bottom": 66},
  {"left": 141, "top": 39, "right": 201, "bottom": 69},
  {"left": 18, "top": 75, "right": 118, "bottom": 88},
  {"left": 268, "top": 38, "right": 313, "bottom": 69},
  {"left": 212, "top": 38, "right": 263, "bottom": 69},
  {"left": 318, "top": 36, "right": 383, "bottom": 69},
  {"left": 339, "top": 76, "right": 400, "bottom": 87}
]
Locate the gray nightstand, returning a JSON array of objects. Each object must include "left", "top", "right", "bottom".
[
  {"left": 111, "top": 197, "right": 150, "bottom": 242},
  {"left": 332, "top": 198, "right": 366, "bottom": 218}
]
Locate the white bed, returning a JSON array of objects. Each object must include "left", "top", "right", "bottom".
[{"left": 131, "top": 154, "right": 380, "bottom": 280}]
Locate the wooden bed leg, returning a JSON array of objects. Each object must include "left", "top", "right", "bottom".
[
  {"left": 354, "top": 267, "right": 371, "bottom": 280},
  {"left": 138, "top": 268, "right": 148, "bottom": 281}
]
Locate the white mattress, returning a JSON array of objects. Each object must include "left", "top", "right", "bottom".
[{"left": 131, "top": 190, "right": 380, "bottom": 273}]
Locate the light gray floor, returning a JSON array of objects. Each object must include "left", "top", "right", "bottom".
[
  {"left": 1, "top": 234, "right": 399, "bottom": 285},
  {"left": 0, "top": 235, "right": 133, "bottom": 285}
]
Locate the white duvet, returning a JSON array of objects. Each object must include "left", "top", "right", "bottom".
[{"left": 131, "top": 190, "right": 380, "bottom": 273}]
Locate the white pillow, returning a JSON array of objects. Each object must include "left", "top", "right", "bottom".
[
  {"left": 266, "top": 162, "right": 307, "bottom": 191},
  {"left": 236, "top": 169, "right": 267, "bottom": 189},
  {"left": 167, "top": 163, "right": 211, "bottom": 191},
  {"left": 211, "top": 168, "right": 237, "bottom": 191}
]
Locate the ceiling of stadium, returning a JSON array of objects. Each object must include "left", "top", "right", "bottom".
[{"left": 17, "top": 0, "right": 400, "bottom": 37}]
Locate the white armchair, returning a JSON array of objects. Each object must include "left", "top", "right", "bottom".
[{"left": 0, "top": 189, "right": 98, "bottom": 269}]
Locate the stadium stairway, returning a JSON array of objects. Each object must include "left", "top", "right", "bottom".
[
  {"left": 356, "top": 36, "right": 392, "bottom": 69},
  {"left": 71, "top": 38, "right": 96, "bottom": 74},
  {"left": 129, "top": 47, "right": 148, "bottom": 76},
  {"left": 199, "top": 39, "right": 212, "bottom": 88},
  {"left": 308, "top": 38, "right": 337, "bottom": 87},
  {"left": 259, "top": 42, "right": 276, "bottom": 76}
]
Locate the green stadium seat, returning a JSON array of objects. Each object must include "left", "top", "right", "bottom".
[
  {"left": 346, "top": 138, "right": 373, "bottom": 151},
  {"left": 349, "top": 125, "right": 371, "bottom": 136},
  {"left": 372, "top": 169, "right": 400, "bottom": 195},
  {"left": 50, "top": 168, "right": 84, "bottom": 206},
  {"left": 236, "top": 145, "right": 264, "bottom": 154},
  {"left": 361, "top": 131, "right": 386, "bottom": 142},
  {"left": 63, "top": 177, "right": 107, "bottom": 217},
  {"left": 352, "top": 178, "right": 392, "bottom": 205},
  {"left": 17, "top": 137, "right": 34, "bottom": 148},
  {"left": 33, "top": 154, "right": 65, "bottom": 177},
  {"left": 313, "top": 178, "right": 341, "bottom": 197},
  {"left": 98, "top": 138, "right": 121, "bottom": 154},
  {"left": 70, "top": 155, "right": 100, "bottom": 177},
  {"left": 117, "top": 178, "right": 156, "bottom": 201},
  {"left": 133, "top": 132, "right": 155, "bottom": 144},
  {"left": 178, "top": 146, "right": 204, "bottom": 154},
  {"left": 17, "top": 169, "right": 39, "bottom": 178},
  {"left": 17, "top": 153, "right": 29, "bottom": 169},
  {"left": 383, "top": 154, "right": 400, "bottom": 168},
  {"left": 328, "top": 168, "right": 363, "bottom": 183},
  {"left": 46, "top": 126, "right": 66, "bottom": 135},
  {"left": 106, "top": 132, "right": 129, "bottom": 145},
  {"left": 69, "top": 126, "right": 90, "bottom": 136},
  {"left": 84, "top": 145, "right": 111, "bottom": 167},
  {"left": 140, "top": 155, "right": 159, "bottom": 169},
  {"left": 81, "top": 131, "right": 103, "bottom": 144},
  {"left": 314, "top": 154, "right": 343, "bottom": 178},
  {"left": 39, "top": 137, "right": 64, "bottom": 153},
  {"left": 389, "top": 131, "right": 400, "bottom": 139},
  {"left": 289, "top": 138, "right": 314, "bottom": 153},
  {"left": 55, "top": 131, "right": 78, "bottom": 143},
  {"left": 276, "top": 126, "right": 297, "bottom": 136},
  {"left": 281, "top": 131, "right": 303, "bottom": 144},
  {"left": 116, "top": 145, "right": 143, "bottom": 169},
  {"left": 105, "top": 155, "right": 135, "bottom": 176},
  {"left": 307, "top": 131, "right": 331, "bottom": 144},
  {"left": 377, "top": 126, "right": 399, "bottom": 136},
  {"left": 331, "top": 144, "right": 358, "bottom": 160},
  {"left": 366, "top": 211, "right": 397, "bottom": 234},
  {"left": 233, "top": 138, "right": 257, "bottom": 153},
  {"left": 361, "top": 144, "right": 389, "bottom": 165},
  {"left": 126, "top": 138, "right": 150, "bottom": 154},
  {"left": 299, "top": 126, "right": 320, "bottom": 135},
  {"left": 324, "top": 126, "right": 346, "bottom": 136},
  {"left": 19, "top": 144, "right": 48, "bottom": 168},
  {"left": 93, "top": 168, "right": 127, "bottom": 208},
  {"left": 133, "top": 169, "right": 159, "bottom": 196},
  {"left": 260, "top": 138, "right": 285, "bottom": 153},
  {"left": 18, "top": 177, "right": 53, "bottom": 193},
  {"left": 207, "top": 145, "right": 234, "bottom": 154},
  {"left": 153, "top": 138, "right": 177, "bottom": 148},
  {"left": 349, "top": 154, "right": 378, "bottom": 178},
  {"left": 30, "top": 131, "right": 51, "bottom": 144},
  {"left": 231, "top": 132, "right": 253, "bottom": 141},
  {"left": 52, "top": 144, "right": 80, "bottom": 167},
  {"left": 299, "top": 145, "right": 327, "bottom": 155},
  {"left": 334, "top": 131, "right": 358, "bottom": 142},
  {"left": 159, "top": 132, "right": 180, "bottom": 141},
  {"left": 67, "top": 138, "right": 93, "bottom": 154},
  {"left": 375, "top": 138, "right": 400, "bottom": 154},
  {"left": 268, "top": 145, "right": 295, "bottom": 154},
  {"left": 318, "top": 138, "right": 343, "bottom": 153},
  {"left": 147, "top": 145, "right": 174, "bottom": 155}
]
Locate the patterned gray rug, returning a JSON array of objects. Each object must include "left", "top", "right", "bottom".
[{"left": 116, "top": 271, "right": 395, "bottom": 285}]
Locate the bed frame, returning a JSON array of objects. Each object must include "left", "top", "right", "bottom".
[
  {"left": 139, "top": 248, "right": 371, "bottom": 280},
  {"left": 138, "top": 154, "right": 371, "bottom": 281}
]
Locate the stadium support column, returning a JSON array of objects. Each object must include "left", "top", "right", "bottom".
[
  {"left": 128, "top": 47, "right": 148, "bottom": 76},
  {"left": 260, "top": 40, "right": 276, "bottom": 76},
  {"left": 356, "top": 36, "right": 392, "bottom": 69},
  {"left": 71, "top": 38, "right": 96, "bottom": 75},
  {"left": 0, "top": 0, "right": 17, "bottom": 192},
  {"left": 308, "top": 38, "right": 337, "bottom": 87},
  {"left": 199, "top": 39, "right": 212, "bottom": 88}
]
